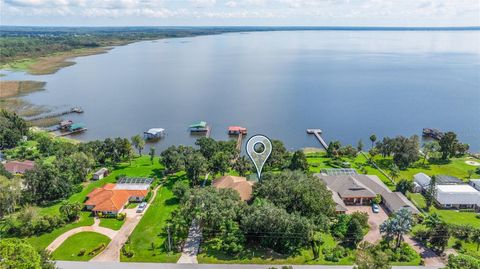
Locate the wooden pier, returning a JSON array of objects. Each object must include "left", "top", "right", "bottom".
[
  {"left": 205, "top": 125, "right": 212, "bottom": 138},
  {"left": 236, "top": 133, "right": 244, "bottom": 151},
  {"left": 27, "top": 107, "right": 84, "bottom": 121},
  {"left": 56, "top": 128, "right": 87, "bottom": 137},
  {"left": 306, "top": 129, "right": 328, "bottom": 150}
]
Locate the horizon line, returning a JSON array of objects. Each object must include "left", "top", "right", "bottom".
[{"left": 1, "top": 25, "right": 480, "bottom": 29}]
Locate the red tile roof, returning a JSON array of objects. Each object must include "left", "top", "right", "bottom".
[
  {"left": 3, "top": 160, "right": 35, "bottom": 174},
  {"left": 85, "top": 184, "right": 148, "bottom": 213}
]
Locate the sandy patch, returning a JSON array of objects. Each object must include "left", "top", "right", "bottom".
[{"left": 466, "top": 160, "right": 480, "bottom": 166}]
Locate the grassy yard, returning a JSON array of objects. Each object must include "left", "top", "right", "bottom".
[
  {"left": 99, "top": 218, "right": 125, "bottom": 231},
  {"left": 408, "top": 193, "right": 480, "bottom": 228},
  {"left": 198, "top": 233, "right": 355, "bottom": 265},
  {"left": 51, "top": 232, "right": 111, "bottom": 261},
  {"left": 26, "top": 156, "right": 163, "bottom": 250},
  {"left": 120, "top": 173, "right": 185, "bottom": 263}
]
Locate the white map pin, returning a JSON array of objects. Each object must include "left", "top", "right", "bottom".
[{"left": 246, "top": 135, "right": 272, "bottom": 180}]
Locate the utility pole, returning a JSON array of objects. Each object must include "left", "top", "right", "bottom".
[{"left": 167, "top": 225, "right": 172, "bottom": 252}]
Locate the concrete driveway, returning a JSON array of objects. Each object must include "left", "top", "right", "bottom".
[{"left": 345, "top": 205, "right": 388, "bottom": 243}]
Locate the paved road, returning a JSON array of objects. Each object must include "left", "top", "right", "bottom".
[
  {"left": 177, "top": 220, "right": 202, "bottom": 264},
  {"left": 91, "top": 186, "right": 161, "bottom": 262},
  {"left": 57, "top": 261, "right": 442, "bottom": 269},
  {"left": 46, "top": 218, "right": 117, "bottom": 252}
]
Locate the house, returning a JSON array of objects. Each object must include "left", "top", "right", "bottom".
[
  {"left": 435, "top": 184, "right": 480, "bottom": 210},
  {"left": 469, "top": 179, "right": 480, "bottom": 191},
  {"left": 212, "top": 175, "right": 254, "bottom": 201},
  {"left": 3, "top": 160, "right": 35, "bottom": 174},
  {"left": 143, "top": 128, "right": 165, "bottom": 140},
  {"left": 189, "top": 121, "right": 208, "bottom": 132},
  {"left": 316, "top": 174, "right": 419, "bottom": 214},
  {"left": 414, "top": 173, "right": 431, "bottom": 191},
  {"left": 85, "top": 183, "right": 148, "bottom": 215},
  {"left": 92, "top": 168, "right": 108, "bottom": 180}
]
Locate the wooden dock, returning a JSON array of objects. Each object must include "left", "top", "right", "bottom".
[
  {"left": 306, "top": 129, "right": 328, "bottom": 150},
  {"left": 236, "top": 133, "right": 243, "bottom": 151},
  {"left": 27, "top": 107, "right": 84, "bottom": 121},
  {"left": 56, "top": 128, "right": 87, "bottom": 137},
  {"left": 205, "top": 125, "right": 212, "bottom": 138}
]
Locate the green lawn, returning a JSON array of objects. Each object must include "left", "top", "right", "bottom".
[
  {"left": 408, "top": 193, "right": 480, "bottom": 228},
  {"left": 448, "top": 237, "right": 480, "bottom": 259},
  {"left": 198, "top": 233, "right": 355, "bottom": 265},
  {"left": 120, "top": 173, "right": 184, "bottom": 262},
  {"left": 26, "top": 156, "right": 163, "bottom": 250},
  {"left": 51, "top": 232, "right": 111, "bottom": 261},
  {"left": 99, "top": 218, "right": 125, "bottom": 231}
]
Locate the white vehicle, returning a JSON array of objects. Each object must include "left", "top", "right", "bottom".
[{"left": 136, "top": 202, "right": 147, "bottom": 213}]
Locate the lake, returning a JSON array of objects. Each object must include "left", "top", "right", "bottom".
[{"left": 3, "top": 30, "right": 480, "bottom": 152}]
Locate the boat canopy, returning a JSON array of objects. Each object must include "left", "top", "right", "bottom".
[
  {"left": 145, "top": 128, "right": 165, "bottom": 135},
  {"left": 189, "top": 121, "right": 207, "bottom": 128},
  {"left": 70, "top": 123, "right": 86, "bottom": 130}
]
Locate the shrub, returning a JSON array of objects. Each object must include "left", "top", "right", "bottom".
[
  {"left": 117, "top": 213, "right": 126, "bottom": 221},
  {"left": 412, "top": 228, "right": 430, "bottom": 243},
  {"left": 322, "top": 246, "right": 347, "bottom": 262},
  {"left": 350, "top": 211, "right": 369, "bottom": 228},
  {"left": 452, "top": 240, "right": 463, "bottom": 250},
  {"left": 122, "top": 244, "right": 134, "bottom": 258},
  {"left": 78, "top": 248, "right": 86, "bottom": 256},
  {"left": 89, "top": 243, "right": 106, "bottom": 256}
]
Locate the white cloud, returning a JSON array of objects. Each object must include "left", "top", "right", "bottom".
[{"left": 1, "top": 0, "right": 479, "bottom": 26}]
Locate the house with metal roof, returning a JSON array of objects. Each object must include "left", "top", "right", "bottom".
[
  {"left": 144, "top": 128, "right": 165, "bottom": 140},
  {"left": 189, "top": 121, "right": 208, "bottom": 132},
  {"left": 3, "top": 160, "right": 35, "bottom": 174},
  {"left": 316, "top": 174, "right": 419, "bottom": 214},
  {"left": 92, "top": 167, "right": 108, "bottom": 180},
  {"left": 435, "top": 184, "right": 480, "bottom": 210},
  {"left": 469, "top": 179, "right": 480, "bottom": 191}
]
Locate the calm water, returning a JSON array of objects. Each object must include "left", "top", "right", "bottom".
[{"left": 3, "top": 31, "right": 480, "bottom": 152}]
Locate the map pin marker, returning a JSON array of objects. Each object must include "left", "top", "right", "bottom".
[{"left": 246, "top": 135, "right": 272, "bottom": 180}]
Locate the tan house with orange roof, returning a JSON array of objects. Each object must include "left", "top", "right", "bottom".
[
  {"left": 85, "top": 183, "right": 148, "bottom": 215},
  {"left": 212, "top": 175, "right": 254, "bottom": 201}
]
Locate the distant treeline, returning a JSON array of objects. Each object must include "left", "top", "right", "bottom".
[{"left": 1, "top": 26, "right": 479, "bottom": 64}]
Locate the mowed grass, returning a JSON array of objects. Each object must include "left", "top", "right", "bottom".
[
  {"left": 51, "top": 231, "right": 111, "bottom": 261},
  {"left": 27, "top": 156, "right": 163, "bottom": 250},
  {"left": 408, "top": 193, "right": 480, "bottom": 228},
  {"left": 99, "top": 218, "right": 125, "bottom": 231},
  {"left": 198, "top": 233, "right": 355, "bottom": 265},
  {"left": 121, "top": 173, "right": 185, "bottom": 262}
]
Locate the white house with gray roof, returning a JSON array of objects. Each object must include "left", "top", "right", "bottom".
[{"left": 315, "top": 174, "right": 419, "bottom": 214}]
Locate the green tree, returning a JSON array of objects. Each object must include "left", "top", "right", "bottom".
[
  {"left": 23, "top": 163, "right": 72, "bottom": 205},
  {"left": 0, "top": 176, "right": 21, "bottom": 218},
  {"left": 429, "top": 222, "right": 449, "bottom": 253},
  {"left": 212, "top": 220, "right": 245, "bottom": 255},
  {"left": 0, "top": 238, "right": 42, "bottom": 269},
  {"left": 131, "top": 135, "right": 145, "bottom": 156},
  {"left": 195, "top": 137, "right": 218, "bottom": 161},
  {"left": 439, "top": 132, "right": 459, "bottom": 160},
  {"left": 422, "top": 141, "right": 439, "bottom": 164},
  {"left": 0, "top": 163, "right": 13, "bottom": 179},
  {"left": 347, "top": 218, "right": 365, "bottom": 247},
  {"left": 210, "top": 151, "right": 230, "bottom": 175},
  {"left": 160, "top": 146, "right": 185, "bottom": 174},
  {"left": 59, "top": 201, "right": 82, "bottom": 222},
  {"left": 354, "top": 241, "right": 391, "bottom": 269},
  {"left": 185, "top": 151, "right": 208, "bottom": 186},
  {"left": 357, "top": 139, "right": 364, "bottom": 152},
  {"left": 424, "top": 213, "right": 443, "bottom": 229},
  {"left": 309, "top": 231, "right": 324, "bottom": 260},
  {"left": 0, "top": 109, "right": 29, "bottom": 149},
  {"left": 265, "top": 140, "right": 290, "bottom": 170},
  {"left": 289, "top": 150, "right": 308, "bottom": 172},
  {"left": 326, "top": 141, "right": 341, "bottom": 158},
  {"left": 149, "top": 147, "right": 156, "bottom": 164},
  {"left": 380, "top": 208, "right": 414, "bottom": 248},
  {"left": 471, "top": 228, "right": 480, "bottom": 251},
  {"left": 369, "top": 134, "right": 377, "bottom": 149},
  {"left": 425, "top": 176, "right": 438, "bottom": 211},
  {"left": 395, "top": 179, "right": 413, "bottom": 195},
  {"left": 233, "top": 156, "right": 252, "bottom": 177},
  {"left": 254, "top": 171, "right": 336, "bottom": 227},
  {"left": 389, "top": 164, "right": 400, "bottom": 181},
  {"left": 444, "top": 254, "right": 480, "bottom": 269}
]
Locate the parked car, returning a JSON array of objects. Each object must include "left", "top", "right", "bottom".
[
  {"left": 136, "top": 202, "right": 147, "bottom": 213},
  {"left": 372, "top": 203, "right": 380, "bottom": 213}
]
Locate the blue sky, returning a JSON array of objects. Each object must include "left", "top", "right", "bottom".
[{"left": 1, "top": 0, "right": 479, "bottom": 26}]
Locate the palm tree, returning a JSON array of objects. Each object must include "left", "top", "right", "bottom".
[
  {"left": 369, "top": 134, "right": 377, "bottom": 149},
  {"left": 131, "top": 135, "right": 145, "bottom": 156}
]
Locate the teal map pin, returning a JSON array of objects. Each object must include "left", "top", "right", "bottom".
[{"left": 246, "top": 135, "right": 272, "bottom": 180}]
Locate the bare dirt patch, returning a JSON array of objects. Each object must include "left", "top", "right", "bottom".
[{"left": 0, "top": 80, "right": 46, "bottom": 98}]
